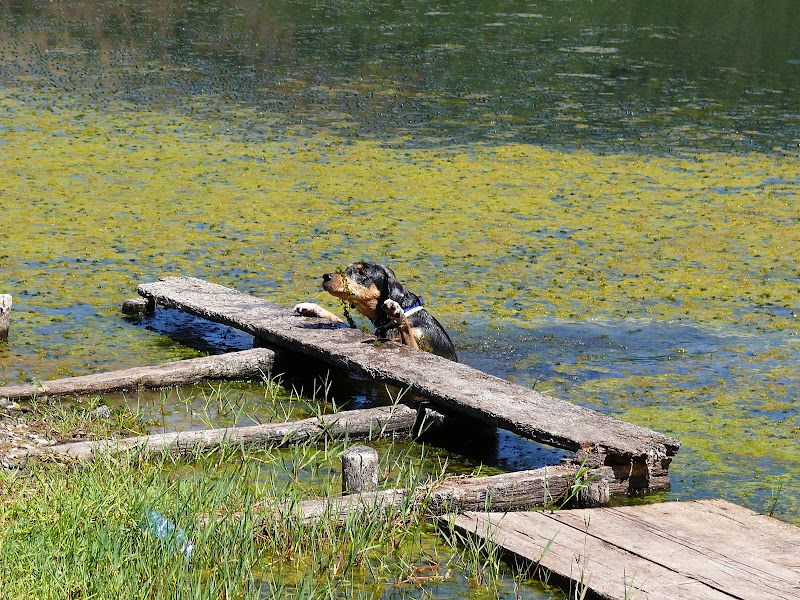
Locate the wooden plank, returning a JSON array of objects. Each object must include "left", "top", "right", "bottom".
[
  {"left": 550, "top": 499, "right": 800, "bottom": 594},
  {"left": 25, "top": 403, "right": 424, "bottom": 462},
  {"left": 244, "top": 463, "right": 600, "bottom": 525},
  {"left": 447, "top": 499, "right": 800, "bottom": 600},
  {"left": 138, "top": 277, "right": 681, "bottom": 493},
  {"left": 0, "top": 348, "right": 277, "bottom": 401}
]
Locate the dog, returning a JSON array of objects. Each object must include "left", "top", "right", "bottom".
[{"left": 294, "top": 262, "right": 458, "bottom": 361}]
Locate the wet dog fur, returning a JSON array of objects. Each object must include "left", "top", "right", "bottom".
[{"left": 294, "top": 262, "right": 458, "bottom": 361}]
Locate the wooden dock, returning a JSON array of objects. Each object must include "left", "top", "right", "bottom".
[
  {"left": 447, "top": 499, "right": 800, "bottom": 600},
  {"left": 137, "top": 276, "right": 680, "bottom": 494}
]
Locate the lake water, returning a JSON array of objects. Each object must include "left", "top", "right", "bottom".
[{"left": 1, "top": 0, "right": 799, "bottom": 595}]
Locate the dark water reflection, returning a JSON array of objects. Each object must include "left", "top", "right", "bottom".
[{"left": 2, "top": 0, "right": 798, "bottom": 152}]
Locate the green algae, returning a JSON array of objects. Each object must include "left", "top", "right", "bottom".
[
  {"left": 0, "top": 5, "right": 796, "bottom": 600},
  {"left": 1, "top": 0, "right": 799, "bottom": 539},
  {"left": 2, "top": 88, "right": 798, "bottom": 522},
  {"left": 2, "top": 88, "right": 797, "bottom": 338},
  {"left": 2, "top": 86, "right": 800, "bottom": 496}
]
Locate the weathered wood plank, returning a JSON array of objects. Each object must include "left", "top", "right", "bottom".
[
  {"left": 448, "top": 499, "right": 800, "bottom": 600},
  {"left": 0, "top": 348, "right": 277, "bottom": 401},
  {"left": 264, "top": 463, "right": 600, "bottom": 524},
  {"left": 138, "top": 277, "right": 680, "bottom": 492},
  {"left": 26, "top": 403, "right": 423, "bottom": 461}
]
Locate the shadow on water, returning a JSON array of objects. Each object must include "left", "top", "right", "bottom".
[{"left": 129, "top": 308, "right": 569, "bottom": 473}]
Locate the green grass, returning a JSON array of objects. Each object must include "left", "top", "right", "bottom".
[{"left": 0, "top": 382, "right": 562, "bottom": 599}]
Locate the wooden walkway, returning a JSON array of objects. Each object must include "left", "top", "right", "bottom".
[
  {"left": 448, "top": 499, "right": 800, "bottom": 600},
  {"left": 138, "top": 277, "right": 680, "bottom": 494}
]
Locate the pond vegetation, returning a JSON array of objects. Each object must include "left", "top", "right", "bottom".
[
  {"left": 0, "top": 383, "right": 567, "bottom": 599},
  {"left": 0, "top": 0, "right": 799, "bottom": 597}
]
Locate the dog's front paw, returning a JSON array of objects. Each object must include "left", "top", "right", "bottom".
[
  {"left": 383, "top": 299, "right": 404, "bottom": 322},
  {"left": 293, "top": 303, "right": 344, "bottom": 323},
  {"left": 294, "top": 302, "right": 324, "bottom": 318}
]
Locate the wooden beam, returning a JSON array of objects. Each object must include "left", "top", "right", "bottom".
[
  {"left": 259, "top": 464, "right": 610, "bottom": 524},
  {"left": 201, "top": 464, "right": 604, "bottom": 528},
  {"left": 138, "top": 277, "right": 680, "bottom": 493},
  {"left": 26, "top": 403, "right": 424, "bottom": 461},
  {"left": 0, "top": 348, "right": 277, "bottom": 401}
]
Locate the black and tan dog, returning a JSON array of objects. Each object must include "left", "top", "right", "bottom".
[{"left": 294, "top": 262, "right": 458, "bottom": 361}]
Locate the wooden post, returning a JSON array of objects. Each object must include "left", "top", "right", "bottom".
[
  {"left": 342, "top": 445, "right": 379, "bottom": 494},
  {"left": 0, "top": 295, "right": 11, "bottom": 340},
  {"left": 122, "top": 297, "right": 154, "bottom": 316},
  {"left": 575, "top": 478, "right": 611, "bottom": 508}
]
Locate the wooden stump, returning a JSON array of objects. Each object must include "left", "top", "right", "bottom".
[
  {"left": 342, "top": 445, "right": 379, "bottom": 494},
  {"left": 575, "top": 477, "right": 611, "bottom": 508},
  {"left": 0, "top": 295, "right": 11, "bottom": 340},
  {"left": 122, "top": 297, "right": 154, "bottom": 316}
]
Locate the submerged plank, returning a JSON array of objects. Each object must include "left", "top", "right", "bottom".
[
  {"left": 247, "top": 463, "right": 600, "bottom": 525},
  {"left": 27, "top": 403, "right": 422, "bottom": 462},
  {"left": 138, "top": 276, "right": 680, "bottom": 492},
  {"left": 447, "top": 499, "right": 800, "bottom": 600},
  {"left": 0, "top": 348, "right": 277, "bottom": 401}
]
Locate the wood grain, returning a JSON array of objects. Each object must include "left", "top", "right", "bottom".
[
  {"left": 448, "top": 499, "right": 800, "bottom": 600},
  {"left": 29, "top": 403, "right": 422, "bottom": 461},
  {"left": 283, "top": 463, "right": 599, "bottom": 523},
  {"left": 0, "top": 348, "right": 277, "bottom": 400}
]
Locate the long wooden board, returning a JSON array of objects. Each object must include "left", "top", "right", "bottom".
[
  {"left": 290, "top": 464, "right": 609, "bottom": 523},
  {"left": 138, "top": 277, "right": 680, "bottom": 492},
  {"left": 448, "top": 499, "right": 800, "bottom": 600},
  {"left": 26, "top": 403, "right": 422, "bottom": 462},
  {"left": 0, "top": 348, "right": 276, "bottom": 401}
]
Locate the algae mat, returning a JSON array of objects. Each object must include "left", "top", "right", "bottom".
[{"left": 1, "top": 89, "right": 798, "bottom": 523}]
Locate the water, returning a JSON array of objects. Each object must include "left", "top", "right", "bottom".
[
  {"left": 1, "top": 0, "right": 799, "bottom": 595},
  {"left": 1, "top": 0, "right": 798, "bottom": 152}
]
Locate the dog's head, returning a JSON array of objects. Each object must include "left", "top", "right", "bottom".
[{"left": 322, "top": 262, "right": 406, "bottom": 323}]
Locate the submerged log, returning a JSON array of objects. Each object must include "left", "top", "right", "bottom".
[
  {"left": 0, "top": 294, "right": 10, "bottom": 340},
  {"left": 27, "top": 403, "right": 427, "bottom": 461},
  {"left": 278, "top": 464, "right": 612, "bottom": 523},
  {"left": 138, "top": 277, "right": 681, "bottom": 494},
  {"left": 0, "top": 348, "right": 277, "bottom": 401}
]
